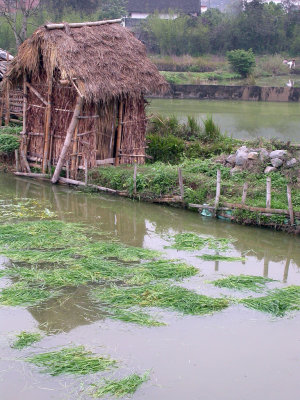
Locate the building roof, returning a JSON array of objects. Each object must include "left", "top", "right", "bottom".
[
  {"left": 6, "top": 22, "right": 168, "bottom": 103},
  {"left": 127, "top": 0, "right": 201, "bottom": 14}
]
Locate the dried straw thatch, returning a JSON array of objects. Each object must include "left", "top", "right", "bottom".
[{"left": 6, "top": 23, "right": 167, "bottom": 103}]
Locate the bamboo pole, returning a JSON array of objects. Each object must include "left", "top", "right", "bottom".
[
  {"left": 214, "top": 169, "right": 221, "bottom": 213},
  {"left": 133, "top": 163, "right": 137, "bottom": 195},
  {"left": 115, "top": 100, "right": 123, "bottom": 166},
  {"left": 241, "top": 182, "right": 248, "bottom": 205},
  {"left": 287, "top": 184, "right": 294, "bottom": 225},
  {"left": 14, "top": 172, "right": 48, "bottom": 178},
  {"left": 5, "top": 80, "right": 10, "bottom": 126},
  {"left": 42, "top": 76, "right": 53, "bottom": 173},
  {"left": 178, "top": 167, "right": 184, "bottom": 201},
  {"left": 26, "top": 82, "right": 48, "bottom": 106},
  {"left": 51, "top": 96, "right": 83, "bottom": 184},
  {"left": 266, "top": 177, "right": 271, "bottom": 209},
  {"left": 71, "top": 125, "right": 79, "bottom": 179},
  {"left": 45, "top": 19, "right": 122, "bottom": 30}
]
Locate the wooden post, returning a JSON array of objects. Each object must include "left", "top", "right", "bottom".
[
  {"left": 84, "top": 158, "right": 88, "bottom": 186},
  {"left": 266, "top": 177, "right": 271, "bottom": 209},
  {"left": 241, "top": 182, "right": 248, "bottom": 205},
  {"left": 178, "top": 167, "right": 184, "bottom": 201},
  {"left": 42, "top": 76, "right": 53, "bottom": 173},
  {"left": 51, "top": 96, "right": 83, "bottom": 184},
  {"left": 15, "top": 149, "right": 20, "bottom": 172},
  {"left": 20, "top": 150, "right": 31, "bottom": 173},
  {"left": 66, "top": 161, "right": 70, "bottom": 179},
  {"left": 287, "top": 184, "right": 294, "bottom": 225},
  {"left": 71, "top": 125, "right": 78, "bottom": 178},
  {"left": 214, "top": 169, "right": 221, "bottom": 214},
  {"left": 115, "top": 100, "right": 123, "bottom": 166},
  {"left": 133, "top": 163, "right": 137, "bottom": 195}
]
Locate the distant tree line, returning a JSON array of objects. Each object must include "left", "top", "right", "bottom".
[{"left": 138, "top": 0, "right": 300, "bottom": 55}]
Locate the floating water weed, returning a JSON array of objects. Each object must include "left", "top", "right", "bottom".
[
  {"left": 199, "top": 255, "right": 245, "bottom": 262},
  {"left": 168, "top": 233, "right": 234, "bottom": 251},
  {"left": 0, "top": 198, "right": 56, "bottom": 222},
  {"left": 141, "top": 260, "right": 198, "bottom": 280},
  {"left": 211, "top": 275, "right": 273, "bottom": 292},
  {"left": 93, "top": 284, "right": 229, "bottom": 319},
  {"left": 241, "top": 286, "right": 300, "bottom": 316},
  {"left": 91, "top": 373, "right": 149, "bottom": 398},
  {"left": 12, "top": 331, "right": 42, "bottom": 349},
  {"left": 0, "top": 283, "right": 54, "bottom": 306},
  {"left": 27, "top": 346, "right": 117, "bottom": 376},
  {"left": 110, "top": 309, "right": 164, "bottom": 327}
]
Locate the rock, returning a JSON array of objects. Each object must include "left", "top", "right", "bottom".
[
  {"left": 271, "top": 158, "right": 283, "bottom": 168},
  {"left": 264, "top": 166, "right": 277, "bottom": 174},
  {"left": 226, "top": 154, "right": 236, "bottom": 165},
  {"left": 259, "top": 148, "right": 269, "bottom": 161},
  {"left": 248, "top": 152, "right": 259, "bottom": 160},
  {"left": 269, "top": 150, "right": 287, "bottom": 159},
  {"left": 286, "top": 158, "right": 298, "bottom": 168},
  {"left": 235, "top": 146, "right": 249, "bottom": 166},
  {"left": 230, "top": 166, "right": 243, "bottom": 175}
]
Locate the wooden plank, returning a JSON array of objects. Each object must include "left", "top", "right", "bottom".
[{"left": 45, "top": 19, "right": 122, "bottom": 30}]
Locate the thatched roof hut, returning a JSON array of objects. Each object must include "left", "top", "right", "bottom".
[{"left": 5, "top": 20, "right": 168, "bottom": 181}]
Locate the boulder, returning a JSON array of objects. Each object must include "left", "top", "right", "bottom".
[
  {"left": 226, "top": 154, "right": 236, "bottom": 165},
  {"left": 286, "top": 158, "right": 298, "bottom": 168},
  {"left": 248, "top": 152, "right": 259, "bottom": 160},
  {"left": 235, "top": 146, "right": 249, "bottom": 166},
  {"left": 264, "top": 166, "right": 277, "bottom": 174},
  {"left": 259, "top": 148, "right": 269, "bottom": 161},
  {"left": 269, "top": 150, "right": 287, "bottom": 159},
  {"left": 271, "top": 158, "right": 283, "bottom": 168}
]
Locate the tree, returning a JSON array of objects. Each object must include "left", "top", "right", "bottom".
[
  {"left": 0, "top": 0, "right": 41, "bottom": 49},
  {"left": 227, "top": 49, "right": 256, "bottom": 77},
  {"left": 98, "top": 0, "right": 127, "bottom": 20},
  {"left": 44, "top": 0, "right": 100, "bottom": 19}
]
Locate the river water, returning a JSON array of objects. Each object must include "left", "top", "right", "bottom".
[
  {"left": 149, "top": 99, "right": 300, "bottom": 143},
  {"left": 0, "top": 174, "right": 299, "bottom": 400}
]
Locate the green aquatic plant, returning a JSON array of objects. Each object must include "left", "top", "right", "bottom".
[
  {"left": 93, "top": 283, "right": 229, "bottom": 320},
  {"left": 27, "top": 346, "right": 117, "bottom": 376},
  {"left": 199, "top": 255, "right": 245, "bottom": 262},
  {"left": 241, "top": 286, "right": 300, "bottom": 316},
  {"left": 167, "top": 233, "right": 234, "bottom": 251},
  {"left": 12, "top": 331, "right": 42, "bottom": 349},
  {"left": 0, "top": 198, "right": 56, "bottom": 222},
  {"left": 91, "top": 373, "right": 149, "bottom": 398},
  {"left": 211, "top": 275, "right": 273, "bottom": 292},
  {"left": 110, "top": 309, "right": 164, "bottom": 327},
  {"left": 0, "top": 283, "right": 54, "bottom": 306}
]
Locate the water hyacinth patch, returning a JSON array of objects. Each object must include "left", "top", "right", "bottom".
[
  {"left": 211, "top": 275, "right": 274, "bottom": 292},
  {"left": 91, "top": 373, "right": 149, "bottom": 398},
  {"left": 11, "top": 331, "right": 42, "bottom": 349},
  {"left": 27, "top": 346, "right": 117, "bottom": 376}
]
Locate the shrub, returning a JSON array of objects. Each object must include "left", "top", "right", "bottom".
[
  {"left": 227, "top": 49, "right": 256, "bottom": 77},
  {"left": 146, "top": 134, "right": 185, "bottom": 164},
  {"left": 0, "top": 134, "right": 20, "bottom": 154}
]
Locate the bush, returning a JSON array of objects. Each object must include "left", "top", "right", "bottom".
[
  {"left": 0, "top": 134, "right": 20, "bottom": 154},
  {"left": 146, "top": 134, "right": 185, "bottom": 164},
  {"left": 226, "top": 49, "right": 256, "bottom": 77}
]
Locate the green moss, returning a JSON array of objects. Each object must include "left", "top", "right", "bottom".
[
  {"left": 241, "top": 286, "right": 300, "bottom": 316},
  {"left": 91, "top": 373, "right": 149, "bottom": 398},
  {"left": 12, "top": 331, "right": 42, "bottom": 349},
  {"left": 211, "top": 275, "right": 274, "bottom": 292},
  {"left": 27, "top": 346, "right": 117, "bottom": 376}
]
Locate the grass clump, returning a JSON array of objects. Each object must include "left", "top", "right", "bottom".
[
  {"left": 110, "top": 309, "right": 164, "bottom": 327},
  {"left": 241, "top": 286, "right": 300, "bottom": 317},
  {"left": 12, "top": 331, "right": 42, "bottom": 349},
  {"left": 27, "top": 346, "right": 117, "bottom": 376},
  {"left": 0, "top": 283, "right": 54, "bottom": 306},
  {"left": 199, "top": 255, "right": 246, "bottom": 262},
  {"left": 168, "top": 233, "right": 234, "bottom": 251},
  {"left": 211, "top": 275, "right": 273, "bottom": 292},
  {"left": 91, "top": 373, "right": 149, "bottom": 398},
  {"left": 93, "top": 284, "right": 229, "bottom": 319}
]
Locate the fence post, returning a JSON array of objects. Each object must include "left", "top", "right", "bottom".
[
  {"left": 287, "top": 184, "right": 294, "bottom": 225},
  {"left": 266, "top": 177, "right": 271, "bottom": 209},
  {"left": 214, "top": 169, "right": 221, "bottom": 215},
  {"left": 178, "top": 167, "right": 184, "bottom": 201},
  {"left": 15, "top": 150, "right": 19, "bottom": 172},
  {"left": 133, "top": 163, "right": 137, "bottom": 195},
  {"left": 242, "top": 182, "right": 248, "bottom": 205}
]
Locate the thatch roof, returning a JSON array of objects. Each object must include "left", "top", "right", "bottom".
[{"left": 6, "top": 22, "right": 168, "bottom": 103}]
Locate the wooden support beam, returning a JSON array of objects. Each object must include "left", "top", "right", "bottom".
[
  {"left": 26, "top": 82, "right": 48, "bottom": 106},
  {"left": 71, "top": 125, "right": 79, "bottom": 179},
  {"left": 51, "top": 96, "right": 84, "bottom": 184},
  {"left": 115, "top": 101, "right": 123, "bottom": 166},
  {"left": 42, "top": 76, "right": 53, "bottom": 173},
  {"left": 45, "top": 19, "right": 122, "bottom": 30}
]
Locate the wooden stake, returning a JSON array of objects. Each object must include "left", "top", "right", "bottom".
[
  {"left": 84, "top": 158, "right": 88, "bottom": 186},
  {"left": 115, "top": 101, "right": 123, "bottom": 166},
  {"left": 241, "top": 182, "right": 248, "bottom": 205},
  {"left": 15, "top": 149, "right": 20, "bottom": 172},
  {"left": 133, "top": 163, "right": 137, "bottom": 195},
  {"left": 214, "top": 169, "right": 221, "bottom": 213},
  {"left": 266, "top": 177, "right": 271, "bottom": 209},
  {"left": 42, "top": 76, "right": 53, "bottom": 173},
  {"left": 178, "top": 167, "right": 184, "bottom": 201},
  {"left": 51, "top": 96, "right": 83, "bottom": 184},
  {"left": 287, "top": 184, "right": 294, "bottom": 225}
]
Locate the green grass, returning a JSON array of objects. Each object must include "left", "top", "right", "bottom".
[
  {"left": 93, "top": 284, "right": 229, "bottom": 321},
  {"left": 211, "top": 275, "right": 274, "bottom": 292},
  {"left": 110, "top": 309, "right": 164, "bottom": 327},
  {"left": 199, "top": 255, "right": 246, "bottom": 262},
  {"left": 241, "top": 286, "right": 300, "bottom": 316},
  {"left": 12, "top": 331, "right": 42, "bottom": 349},
  {"left": 91, "top": 373, "right": 149, "bottom": 398},
  {"left": 27, "top": 346, "right": 117, "bottom": 376},
  {"left": 167, "top": 233, "right": 234, "bottom": 251},
  {"left": 0, "top": 283, "right": 54, "bottom": 306}
]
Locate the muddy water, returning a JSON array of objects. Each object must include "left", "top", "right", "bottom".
[
  {"left": 148, "top": 98, "right": 300, "bottom": 142},
  {"left": 0, "top": 173, "right": 299, "bottom": 400}
]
